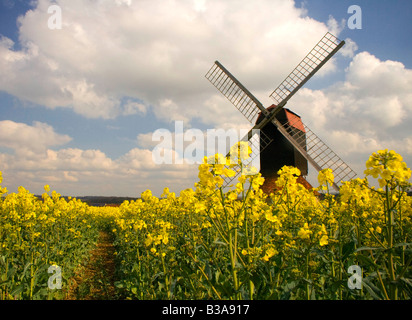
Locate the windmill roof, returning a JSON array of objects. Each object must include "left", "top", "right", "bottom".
[
  {"left": 257, "top": 105, "right": 306, "bottom": 133},
  {"left": 284, "top": 108, "right": 306, "bottom": 133}
]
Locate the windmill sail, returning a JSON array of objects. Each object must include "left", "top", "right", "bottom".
[
  {"left": 205, "top": 61, "right": 269, "bottom": 123},
  {"left": 270, "top": 32, "right": 344, "bottom": 108},
  {"left": 271, "top": 116, "right": 357, "bottom": 191}
]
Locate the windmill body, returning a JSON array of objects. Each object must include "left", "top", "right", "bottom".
[
  {"left": 205, "top": 32, "right": 357, "bottom": 193},
  {"left": 256, "top": 105, "right": 310, "bottom": 193},
  {"left": 257, "top": 105, "right": 308, "bottom": 178}
]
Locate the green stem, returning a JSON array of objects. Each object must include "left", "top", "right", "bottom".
[
  {"left": 161, "top": 253, "right": 170, "bottom": 299},
  {"left": 305, "top": 251, "right": 310, "bottom": 300},
  {"left": 244, "top": 204, "right": 254, "bottom": 300},
  {"left": 218, "top": 186, "right": 241, "bottom": 299},
  {"left": 29, "top": 252, "right": 34, "bottom": 300},
  {"left": 385, "top": 185, "right": 397, "bottom": 300},
  {"left": 186, "top": 252, "right": 222, "bottom": 299}
]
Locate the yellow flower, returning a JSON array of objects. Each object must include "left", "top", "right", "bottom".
[
  {"left": 206, "top": 153, "right": 226, "bottom": 165},
  {"left": 145, "top": 234, "right": 153, "bottom": 247},
  {"left": 235, "top": 182, "right": 244, "bottom": 194},
  {"left": 318, "top": 168, "right": 334, "bottom": 187},
  {"left": 265, "top": 212, "right": 279, "bottom": 224},
  {"left": 262, "top": 247, "right": 278, "bottom": 261},
  {"left": 298, "top": 223, "right": 312, "bottom": 240},
  {"left": 222, "top": 168, "right": 236, "bottom": 178},
  {"left": 194, "top": 202, "right": 206, "bottom": 213},
  {"left": 319, "top": 235, "right": 329, "bottom": 246},
  {"left": 251, "top": 174, "right": 265, "bottom": 190},
  {"left": 161, "top": 187, "right": 170, "bottom": 198},
  {"left": 238, "top": 175, "right": 247, "bottom": 184},
  {"left": 227, "top": 192, "right": 238, "bottom": 201},
  {"left": 213, "top": 176, "right": 224, "bottom": 188},
  {"left": 364, "top": 149, "right": 411, "bottom": 187},
  {"left": 276, "top": 166, "right": 301, "bottom": 188},
  {"left": 212, "top": 163, "right": 225, "bottom": 175},
  {"left": 142, "top": 189, "right": 155, "bottom": 202},
  {"left": 229, "top": 141, "right": 251, "bottom": 162},
  {"left": 198, "top": 165, "right": 214, "bottom": 187}
]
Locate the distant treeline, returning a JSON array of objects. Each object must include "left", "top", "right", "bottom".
[
  {"left": 76, "top": 196, "right": 141, "bottom": 206},
  {"left": 34, "top": 195, "right": 140, "bottom": 206},
  {"left": 34, "top": 190, "right": 412, "bottom": 206}
]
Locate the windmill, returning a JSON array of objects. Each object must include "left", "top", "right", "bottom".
[{"left": 205, "top": 32, "right": 356, "bottom": 193}]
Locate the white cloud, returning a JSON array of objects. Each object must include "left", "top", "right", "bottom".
[
  {"left": 346, "top": 52, "right": 412, "bottom": 98},
  {"left": 326, "top": 15, "right": 345, "bottom": 36},
  {"left": 138, "top": 126, "right": 245, "bottom": 166},
  {"left": 122, "top": 100, "right": 147, "bottom": 116},
  {"left": 156, "top": 99, "right": 191, "bottom": 123},
  {"left": 118, "top": 148, "right": 157, "bottom": 170},
  {"left": 0, "top": 120, "right": 71, "bottom": 152},
  {"left": 339, "top": 38, "right": 358, "bottom": 58},
  {"left": 0, "top": 141, "right": 199, "bottom": 196},
  {"left": 0, "top": 119, "right": 198, "bottom": 196},
  {"left": 0, "top": 0, "right": 333, "bottom": 125}
]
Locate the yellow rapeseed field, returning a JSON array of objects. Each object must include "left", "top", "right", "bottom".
[{"left": 1, "top": 147, "right": 411, "bottom": 300}]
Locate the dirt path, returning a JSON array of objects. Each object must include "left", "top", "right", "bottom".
[{"left": 65, "top": 231, "right": 117, "bottom": 300}]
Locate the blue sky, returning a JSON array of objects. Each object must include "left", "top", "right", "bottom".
[
  {"left": 303, "top": 1, "right": 412, "bottom": 67},
  {"left": 0, "top": 0, "right": 411, "bottom": 196}
]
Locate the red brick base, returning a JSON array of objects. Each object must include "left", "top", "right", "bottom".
[{"left": 260, "top": 172, "right": 315, "bottom": 195}]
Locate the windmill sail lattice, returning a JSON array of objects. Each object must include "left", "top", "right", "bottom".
[
  {"left": 205, "top": 61, "right": 268, "bottom": 124},
  {"left": 270, "top": 32, "right": 344, "bottom": 108},
  {"left": 273, "top": 116, "right": 357, "bottom": 189}
]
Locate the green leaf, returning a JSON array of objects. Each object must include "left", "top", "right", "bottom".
[
  {"left": 132, "top": 262, "right": 140, "bottom": 273},
  {"left": 114, "top": 280, "right": 125, "bottom": 288},
  {"left": 10, "top": 284, "right": 25, "bottom": 298},
  {"left": 342, "top": 241, "right": 356, "bottom": 261},
  {"left": 329, "top": 280, "right": 345, "bottom": 292},
  {"left": 21, "top": 261, "right": 33, "bottom": 277},
  {"left": 214, "top": 270, "right": 221, "bottom": 283},
  {"left": 399, "top": 278, "right": 412, "bottom": 298},
  {"left": 356, "top": 254, "right": 379, "bottom": 268},
  {"left": 32, "top": 287, "right": 49, "bottom": 300},
  {"left": 213, "top": 240, "right": 228, "bottom": 247},
  {"left": 280, "top": 280, "right": 300, "bottom": 300},
  {"left": 362, "top": 278, "right": 384, "bottom": 300},
  {"left": 7, "top": 266, "right": 17, "bottom": 279},
  {"left": 393, "top": 242, "right": 412, "bottom": 248},
  {"left": 0, "top": 255, "right": 6, "bottom": 269},
  {"left": 355, "top": 246, "right": 385, "bottom": 252}
]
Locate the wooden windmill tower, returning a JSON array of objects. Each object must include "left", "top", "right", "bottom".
[{"left": 205, "top": 32, "right": 356, "bottom": 193}]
